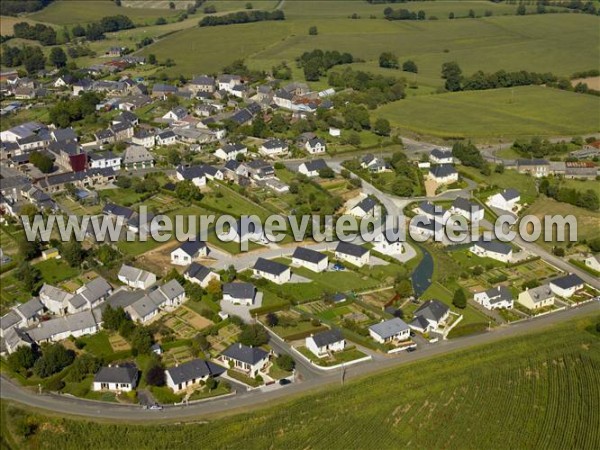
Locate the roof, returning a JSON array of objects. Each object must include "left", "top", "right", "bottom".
[
  {"left": 482, "top": 285, "right": 513, "bottom": 304},
  {"left": 527, "top": 284, "right": 554, "bottom": 303},
  {"left": 223, "top": 282, "right": 256, "bottom": 299},
  {"left": 94, "top": 364, "right": 138, "bottom": 384},
  {"left": 185, "top": 262, "right": 213, "bottom": 282},
  {"left": 369, "top": 318, "right": 409, "bottom": 339},
  {"left": 451, "top": 197, "right": 480, "bottom": 213},
  {"left": 191, "top": 75, "right": 214, "bottom": 86},
  {"left": 550, "top": 274, "right": 584, "bottom": 290},
  {"left": 292, "top": 247, "right": 327, "bottom": 264},
  {"left": 310, "top": 329, "right": 344, "bottom": 347},
  {"left": 122, "top": 145, "right": 153, "bottom": 164},
  {"left": 79, "top": 277, "right": 112, "bottom": 303},
  {"left": 38, "top": 285, "right": 71, "bottom": 306},
  {"left": 222, "top": 343, "right": 269, "bottom": 365},
  {"left": 430, "top": 164, "right": 457, "bottom": 178},
  {"left": 414, "top": 300, "right": 449, "bottom": 323},
  {"left": 166, "top": 358, "right": 225, "bottom": 385},
  {"left": 155, "top": 279, "right": 185, "bottom": 302},
  {"left": 517, "top": 158, "right": 549, "bottom": 166},
  {"left": 222, "top": 143, "right": 246, "bottom": 154},
  {"left": 262, "top": 138, "right": 287, "bottom": 149},
  {"left": 176, "top": 240, "right": 207, "bottom": 257},
  {"left": 0, "top": 310, "right": 21, "bottom": 331},
  {"left": 430, "top": 148, "right": 453, "bottom": 159},
  {"left": 127, "top": 295, "right": 158, "bottom": 319},
  {"left": 14, "top": 297, "right": 44, "bottom": 319},
  {"left": 302, "top": 159, "right": 328, "bottom": 172},
  {"left": 419, "top": 201, "right": 447, "bottom": 218},
  {"left": 353, "top": 197, "right": 377, "bottom": 213},
  {"left": 472, "top": 239, "right": 512, "bottom": 255},
  {"left": 307, "top": 137, "right": 325, "bottom": 147},
  {"left": 501, "top": 189, "right": 520, "bottom": 201},
  {"left": 103, "top": 203, "right": 135, "bottom": 220},
  {"left": 335, "top": 241, "right": 368, "bottom": 258},
  {"left": 253, "top": 258, "right": 289, "bottom": 276},
  {"left": 118, "top": 264, "right": 154, "bottom": 284},
  {"left": 409, "top": 315, "right": 429, "bottom": 331}
]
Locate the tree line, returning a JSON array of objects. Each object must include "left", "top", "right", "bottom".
[
  {"left": 198, "top": 10, "right": 284, "bottom": 27},
  {"left": 1, "top": 45, "right": 46, "bottom": 74},
  {"left": 540, "top": 178, "right": 599, "bottom": 211},
  {"left": 1, "top": 0, "right": 54, "bottom": 16},
  {"left": 296, "top": 49, "right": 354, "bottom": 81},
  {"left": 71, "top": 15, "right": 135, "bottom": 41},
  {"left": 452, "top": 141, "right": 490, "bottom": 175},
  {"left": 512, "top": 137, "right": 570, "bottom": 158},
  {"left": 383, "top": 7, "right": 426, "bottom": 20},
  {"left": 13, "top": 22, "right": 57, "bottom": 46},
  {"left": 328, "top": 67, "right": 406, "bottom": 108}
]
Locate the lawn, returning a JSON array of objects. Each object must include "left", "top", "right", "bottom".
[
  {"left": 34, "top": 259, "right": 80, "bottom": 284},
  {"left": 5, "top": 315, "right": 599, "bottom": 448},
  {"left": 458, "top": 165, "right": 539, "bottom": 205}
]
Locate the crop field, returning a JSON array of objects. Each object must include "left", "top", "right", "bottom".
[
  {"left": 375, "top": 86, "right": 600, "bottom": 140},
  {"left": 3, "top": 316, "right": 599, "bottom": 449}
]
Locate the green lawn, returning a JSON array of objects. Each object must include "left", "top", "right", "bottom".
[
  {"left": 458, "top": 165, "right": 539, "bottom": 205},
  {"left": 34, "top": 259, "right": 80, "bottom": 284}
]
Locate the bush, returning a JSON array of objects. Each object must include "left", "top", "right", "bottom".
[
  {"left": 44, "top": 377, "right": 65, "bottom": 392},
  {"left": 276, "top": 354, "right": 295, "bottom": 371}
]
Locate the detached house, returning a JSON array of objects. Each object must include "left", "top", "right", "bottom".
[
  {"left": 131, "top": 129, "right": 156, "bottom": 148},
  {"left": 487, "top": 189, "right": 520, "bottom": 212},
  {"left": 163, "top": 106, "right": 188, "bottom": 122},
  {"left": 170, "top": 240, "right": 208, "bottom": 266},
  {"left": 184, "top": 263, "right": 220, "bottom": 288},
  {"left": 156, "top": 130, "right": 177, "bottom": 146},
  {"left": 259, "top": 139, "right": 288, "bottom": 157},
  {"left": 450, "top": 197, "right": 484, "bottom": 222},
  {"left": 549, "top": 274, "right": 585, "bottom": 298},
  {"left": 409, "top": 300, "right": 450, "bottom": 333},
  {"left": 518, "top": 284, "right": 555, "bottom": 310},
  {"left": 93, "top": 364, "right": 138, "bottom": 392},
  {"left": 88, "top": 151, "right": 121, "bottom": 171},
  {"left": 215, "top": 143, "right": 247, "bottom": 161},
  {"left": 373, "top": 233, "right": 404, "bottom": 256},
  {"left": 369, "top": 318, "right": 410, "bottom": 344},
  {"left": 349, "top": 197, "right": 379, "bottom": 218},
  {"left": 189, "top": 75, "right": 215, "bottom": 94},
  {"left": 118, "top": 264, "right": 157, "bottom": 290},
  {"left": 220, "top": 343, "right": 269, "bottom": 378},
  {"left": 305, "top": 138, "right": 326, "bottom": 155},
  {"left": 469, "top": 239, "right": 513, "bottom": 263},
  {"left": 222, "top": 282, "right": 256, "bottom": 306},
  {"left": 335, "top": 242, "right": 370, "bottom": 267},
  {"left": 253, "top": 258, "right": 291, "bottom": 285},
  {"left": 122, "top": 145, "right": 154, "bottom": 170},
  {"left": 292, "top": 247, "right": 328, "bottom": 273},
  {"left": 39, "top": 284, "right": 74, "bottom": 315},
  {"left": 474, "top": 286, "right": 514, "bottom": 310},
  {"left": 429, "top": 164, "right": 458, "bottom": 184},
  {"left": 165, "top": 358, "right": 225, "bottom": 392},
  {"left": 306, "top": 329, "right": 345, "bottom": 358},
  {"left": 298, "top": 159, "right": 328, "bottom": 178},
  {"left": 429, "top": 148, "right": 453, "bottom": 164}
]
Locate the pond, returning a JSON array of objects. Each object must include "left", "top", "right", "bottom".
[{"left": 411, "top": 244, "right": 434, "bottom": 298}]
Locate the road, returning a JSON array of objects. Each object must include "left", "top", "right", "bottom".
[{"left": 2, "top": 300, "right": 597, "bottom": 421}]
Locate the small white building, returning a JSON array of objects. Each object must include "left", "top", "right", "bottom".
[
  {"left": 473, "top": 285, "right": 514, "bottom": 310},
  {"left": 171, "top": 240, "right": 209, "bottom": 266},
  {"left": 469, "top": 240, "right": 513, "bottom": 263},
  {"left": 222, "top": 282, "right": 256, "bottom": 306},
  {"left": 118, "top": 264, "right": 157, "bottom": 290},
  {"left": 306, "top": 329, "right": 345, "bottom": 358},
  {"left": 369, "top": 318, "right": 410, "bottom": 344},
  {"left": 184, "top": 262, "right": 220, "bottom": 288},
  {"left": 92, "top": 364, "right": 138, "bottom": 392},
  {"left": 549, "top": 274, "right": 585, "bottom": 298},
  {"left": 305, "top": 138, "right": 326, "bottom": 154},
  {"left": 253, "top": 258, "right": 291, "bottom": 285},
  {"left": 487, "top": 189, "right": 521, "bottom": 212},
  {"left": 429, "top": 148, "right": 453, "bottom": 164},
  {"left": 298, "top": 159, "right": 328, "bottom": 178},
  {"left": 334, "top": 242, "right": 370, "bottom": 267},
  {"left": 215, "top": 143, "right": 247, "bottom": 161},
  {"left": 291, "top": 247, "right": 328, "bottom": 273}
]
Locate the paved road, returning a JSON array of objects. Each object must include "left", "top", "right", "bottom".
[{"left": 2, "top": 301, "right": 597, "bottom": 421}]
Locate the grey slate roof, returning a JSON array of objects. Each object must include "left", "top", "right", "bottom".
[
  {"left": 292, "top": 247, "right": 327, "bottom": 264},
  {"left": 414, "top": 300, "right": 449, "bottom": 323},
  {"left": 369, "top": 318, "right": 409, "bottom": 339},
  {"left": 430, "top": 148, "right": 452, "bottom": 159},
  {"left": 166, "top": 358, "right": 225, "bottom": 385},
  {"left": 501, "top": 189, "right": 520, "bottom": 201},
  {"left": 1, "top": 310, "right": 21, "bottom": 332},
  {"left": 253, "top": 258, "right": 289, "bottom": 276},
  {"left": 310, "top": 329, "right": 344, "bottom": 347},
  {"left": 222, "top": 343, "right": 269, "bottom": 365},
  {"left": 527, "top": 284, "right": 554, "bottom": 303},
  {"left": 185, "top": 262, "right": 213, "bottom": 283},
  {"left": 103, "top": 203, "right": 135, "bottom": 220},
  {"left": 473, "top": 239, "right": 512, "bottom": 256},
  {"left": 79, "top": 277, "right": 112, "bottom": 303},
  {"left": 14, "top": 298, "right": 44, "bottom": 320},
  {"left": 452, "top": 197, "right": 481, "bottom": 214},
  {"left": 94, "top": 364, "right": 138, "bottom": 384},
  {"left": 430, "top": 164, "right": 457, "bottom": 178},
  {"left": 302, "top": 159, "right": 328, "bottom": 172},
  {"left": 354, "top": 197, "right": 377, "bottom": 213},
  {"left": 550, "top": 274, "right": 584, "bottom": 290},
  {"left": 483, "top": 285, "right": 513, "bottom": 304},
  {"left": 335, "top": 241, "right": 368, "bottom": 258},
  {"left": 177, "top": 240, "right": 207, "bottom": 257},
  {"left": 223, "top": 282, "right": 255, "bottom": 300}
]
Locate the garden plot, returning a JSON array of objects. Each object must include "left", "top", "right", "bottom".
[
  {"left": 162, "top": 346, "right": 195, "bottom": 368},
  {"left": 109, "top": 334, "right": 131, "bottom": 352},
  {"left": 163, "top": 307, "right": 213, "bottom": 339},
  {"left": 207, "top": 323, "right": 241, "bottom": 356}
]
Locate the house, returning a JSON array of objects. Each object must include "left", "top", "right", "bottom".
[
  {"left": 217, "top": 74, "right": 242, "bottom": 93},
  {"left": 473, "top": 286, "right": 514, "bottom": 310},
  {"left": 94, "top": 129, "right": 115, "bottom": 145},
  {"left": 67, "top": 277, "right": 113, "bottom": 313},
  {"left": 450, "top": 197, "right": 484, "bottom": 222},
  {"left": 150, "top": 279, "right": 186, "bottom": 309},
  {"left": 516, "top": 159, "right": 549, "bottom": 178},
  {"left": 122, "top": 145, "right": 154, "bottom": 169},
  {"left": 0, "top": 310, "right": 22, "bottom": 338},
  {"left": 469, "top": 239, "right": 513, "bottom": 263},
  {"left": 214, "top": 143, "right": 247, "bottom": 161},
  {"left": 429, "top": 164, "right": 458, "bottom": 184},
  {"left": 188, "top": 75, "right": 215, "bottom": 94},
  {"left": 245, "top": 160, "right": 275, "bottom": 181},
  {"left": 118, "top": 264, "right": 156, "bottom": 289},
  {"left": 518, "top": 284, "right": 555, "bottom": 310},
  {"left": 176, "top": 165, "right": 208, "bottom": 187},
  {"left": 54, "top": 74, "right": 74, "bottom": 88},
  {"left": 151, "top": 83, "right": 177, "bottom": 98},
  {"left": 549, "top": 274, "right": 585, "bottom": 298},
  {"left": 417, "top": 201, "right": 450, "bottom": 224},
  {"left": 131, "top": 129, "right": 155, "bottom": 149},
  {"left": 103, "top": 203, "right": 135, "bottom": 223},
  {"left": 487, "top": 189, "right": 521, "bottom": 212},
  {"left": 292, "top": 247, "right": 328, "bottom": 273},
  {"left": 273, "top": 89, "right": 294, "bottom": 109},
  {"left": 88, "top": 151, "right": 121, "bottom": 170},
  {"left": 163, "top": 106, "right": 188, "bottom": 122},
  {"left": 12, "top": 298, "right": 45, "bottom": 328},
  {"left": 429, "top": 148, "right": 453, "bottom": 164},
  {"left": 585, "top": 254, "right": 600, "bottom": 272},
  {"left": 335, "top": 242, "right": 370, "bottom": 267},
  {"left": 27, "top": 310, "right": 100, "bottom": 344},
  {"left": 220, "top": 343, "right": 269, "bottom": 377},
  {"left": 306, "top": 329, "right": 345, "bottom": 358},
  {"left": 253, "top": 258, "right": 291, "bottom": 285},
  {"left": 170, "top": 240, "right": 208, "bottom": 266},
  {"left": 156, "top": 130, "right": 177, "bottom": 146},
  {"left": 369, "top": 318, "right": 410, "bottom": 344},
  {"left": 42, "top": 248, "right": 60, "bottom": 260},
  {"left": 349, "top": 197, "right": 379, "bottom": 218},
  {"left": 219, "top": 219, "right": 264, "bottom": 244},
  {"left": 165, "top": 358, "right": 225, "bottom": 392},
  {"left": 259, "top": 139, "right": 288, "bottom": 157},
  {"left": 184, "top": 262, "right": 220, "bottom": 288},
  {"left": 264, "top": 178, "right": 290, "bottom": 193},
  {"left": 361, "top": 154, "right": 389, "bottom": 173},
  {"left": 373, "top": 233, "right": 404, "bottom": 256},
  {"left": 2, "top": 327, "right": 33, "bottom": 354},
  {"left": 110, "top": 121, "right": 134, "bottom": 141},
  {"left": 298, "top": 159, "right": 328, "bottom": 178},
  {"left": 39, "top": 284, "right": 73, "bottom": 315},
  {"left": 92, "top": 364, "right": 138, "bottom": 392},
  {"left": 305, "top": 138, "right": 326, "bottom": 154},
  {"left": 409, "top": 300, "right": 450, "bottom": 333},
  {"left": 222, "top": 282, "right": 256, "bottom": 306}
]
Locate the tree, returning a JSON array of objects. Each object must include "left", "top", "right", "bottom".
[
  {"left": 29, "top": 151, "right": 53, "bottom": 173},
  {"left": 453, "top": 288, "right": 467, "bottom": 309},
  {"left": 276, "top": 354, "right": 295, "bottom": 371},
  {"left": 148, "top": 54, "right": 157, "bottom": 64},
  {"left": 441, "top": 61, "right": 462, "bottom": 92},
  {"left": 33, "top": 344, "right": 75, "bottom": 378},
  {"left": 61, "top": 240, "right": 84, "bottom": 267},
  {"left": 66, "top": 353, "right": 100, "bottom": 382},
  {"left": 166, "top": 148, "right": 181, "bottom": 166},
  {"left": 238, "top": 324, "right": 269, "bottom": 347},
  {"left": 194, "top": 333, "right": 211, "bottom": 352},
  {"left": 206, "top": 279, "right": 222, "bottom": 298},
  {"left": 394, "top": 278, "right": 413, "bottom": 297},
  {"left": 102, "top": 305, "right": 129, "bottom": 331},
  {"left": 468, "top": 9, "right": 475, "bottom": 18},
  {"left": 448, "top": 12, "right": 454, "bottom": 19},
  {"left": 402, "top": 60, "right": 418, "bottom": 73},
  {"left": 16, "top": 262, "right": 41, "bottom": 293},
  {"left": 169, "top": 2, "right": 175, "bottom": 9},
  {"left": 205, "top": 376, "right": 217, "bottom": 390},
  {"left": 7, "top": 346, "right": 39, "bottom": 373},
  {"left": 318, "top": 167, "right": 335, "bottom": 178},
  {"left": 392, "top": 178, "right": 413, "bottom": 197},
  {"left": 374, "top": 118, "right": 391, "bottom": 136},
  {"left": 516, "top": 4, "right": 526, "bottom": 15},
  {"left": 49, "top": 47, "right": 67, "bottom": 68},
  {"left": 308, "top": 26, "right": 318, "bottom": 35},
  {"left": 246, "top": 2, "right": 253, "bottom": 9},
  {"left": 145, "top": 363, "right": 166, "bottom": 386},
  {"left": 379, "top": 52, "right": 399, "bottom": 69},
  {"left": 185, "top": 283, "right": 205, "bottom": 302},
  {"left": 266, "top": 313, "right": 279, "bottom": 327},
  {"left": 155, "top": 17, "right": 167, "bottom": 25},
  {"left": 19, "top": 204, "right": 39, "bottom": 224},
  {"left": 175, "top": 180, "right": 203, "bottom": 202},
  {"left": 129, "top": 326, "right": 153, "bottom": 355},
  {"left": 495, "top": 163, "right": 505, "bottom": 174}
]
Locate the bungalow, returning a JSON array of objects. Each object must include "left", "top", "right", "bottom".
[
  {"left": 245, "top": 160, "right": 275, "bottom": 181},
  {"left": 88, "top": 151, "right": 121, "bottom": 171},
  {"left": 176, "top": 165, "right": 208, "bottom": 187},
  {"left": 163, "top": 106, "right": 188, "bottom": 122},
  {"left": 450, "top": 197, "right": 484, "bottom": 222},
  {"left": 469, "top": 239, "right": 513, "bottom": 263},
  {"left": 518, "top": 284, "right": 555, "bottom": 310},
  {"left": 373, "top": 233, "right": 404, "bottom": 256},
  {"left": 306, "top": 329, "right": 345, "bottom": 358},
  {"left": 92, "top": 364, "right": 138, "bottom": 392},
  {"left": 305, "top": 138, "right": 326, "bottom": 154},
  {"left": 516, "top": 159, "right": 549, "bottom": 178},
  {"left": 103, "top": 203, "right": 135, "bottom": 223},
  {"left": 487, "top": 189, "right": 521, "bottom": 212},
  {"left": 170, "top": 240, "right": 208, "bottom": 266},
  {"left": 165, "top": 358, "right": 225, "bottom": 392},
  {"left": 124, "top": 295, "right": 159, "bottom": 323},
  {"left": 214, "top": 143, "right": 247, "bottom": 161},
  {"left": 149, "top": 279, "right": 186, "bottom": 309},
  {"left": 549, "top": 274, "right": 585, "bottom": 298},
  {"left": 429, "top": 148, "right": 453, "bottom": 164},
  {"left": 429, "top": 164, "right": 458, "bottom": 184},
  {"left": 184, "top": 262, "right": 220, "bottom": 288},
  {"left": 67, "top": 277, "right": 113, "bottom": 313},
  {"left": 11, "top": 298, "right": 45, "bottom": 328},
  {"left": 259, "top": 139, "right": 288, "bottom": 157},
  {"left": 156, "top": 130, "right": 177, "bottom": 146},
  {"left": 473, "top": 285, "right": 514, "bottom": 310},
  {"left": 118, "top": 264, "right": 156, "bottom": 290},
  {"left": 220, "top": 343, "right": 269, "bottom": 378},
  {"left": 253, "top": 258, "right": 291, "bottom": 285},
  {"left": 349, "top": 197, "right": 378, "bottom": 218},
  {"left": 335, "top": 242, "right": 370, "bottom": 267},
  {"left": 409, "top": 300, "right": 450, "bottom": 333},
  {"left": 369, "top": 318, "right": 410, "bottom": 344},
  {"left": 222, "top": 282, "right": 256, "bottom": 306},
  {"left": 122, "top": 145, "right": 154, "bottom": 170},
  {"left": 585, "top": 254, "right": 600, "bottom": 272},
  {"left": 298, "top": 159, "right": 328, "bottom": 178},
  {"left": 114, "top": 111, "right": 140, "bottom": 126},
  {"left": 291, "top": 247, "right": 328, "bottom": 273}
]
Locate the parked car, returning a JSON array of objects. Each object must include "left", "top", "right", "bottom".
[
  {"left": 332, "top": 263, "right": 345, "bottom": 272},
  {"left": 279, "top": 378, "right": 292, "bottom": 386},
  {"left": 406, "top": 347, "right": 416, "bottom": 353},
  {"left": 149, "top": 404, "right": 163, "bottom": 410}
]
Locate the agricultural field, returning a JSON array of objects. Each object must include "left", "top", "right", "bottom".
[{"left": 3, "top": 316, "right": 599, "bottom": 449}]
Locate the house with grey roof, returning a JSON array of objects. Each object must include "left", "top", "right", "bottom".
[
  {"left": 298, "top": 159, "right": 328, "bottom": 177},
  {"left": 470, "top": 239, "right": 513, "bottom": 263},
  {"left": 349, "top": 196, "right": 379, "bottom": 218},
  {"left": 306, "top": 329, "right": 345, "bottom": 358},
  {"left": 68, "top": 277, "right": 112, "bottom": 313},
  {"left": 335, "top": 242, "right": 370, "bottom": 267},
  {"left": 259, "top": 138, "right": 288, "bottom": 157},
  {"left": 222, "top": 282, "right": 256, "bottom": 306},
  {"left": 291, "top": 247, "right": 328, "bottom": 273},
  {"left": 0, "top": 310, "right": 22, "bottom": 338},
  {"left": 165, "top": 358, "right": 225, "bottom": 392},
  {"left": 450, "top": 197, "right": 484, "bottom": 222},
  {"left": 184, "top": 262, "right": 220, "bottom": 288},
  {"left": 487, "top": 189, "right": 521, "bottom": 212},
  {"left": 27, "top": 310, "right": 100, "bottom": 344},
  {"left": 170, "top": 240, "right": 209, "bottom": 266},
  {"left": 305, "top": 137, "right": 326, "bottom": 155},
  {"left": 253, "top": 258, "right": 291, "bottom": 285},
  {"left": 214, "top": 143, "right": 247, "bottom": 161},
  {"left": 12, "top": 298, "right": 44, "bottom": 327},
  {"left": 118, "top": 264, "right": 157, "bottom": 290},
  {"left": 93, "top": 364, "right": 138, "bottom": 392},
  {"left": 474, "top": 286, "right": 514, "bottom": 310},
  {"left": 369, "top": 318, "right": 410, "bottom": 344},
  {"left": 220, "top": 343, "right": 269, "bottom": 377},
  {"left": 2, "top": 327, "right": 33, "bottom": 355},
  {"left": 549, "top": 274, "right": 585, "bottom": 298},
  {"left": 122, "top": 145, "right": 154, "bottom": 170},
  {"left": 429, "top": 148, "right": 453, "bottom": 164},
  {"left": 518, "top": 284, "right": 555, "bottom": 310},
  {"left": 149, "top": 280, "right": 186, "bottom": 309},
  {"left": 429, "top": 164, "right": 458, "bottom": 184},
  {"left": 409, "top": 300, "right": 450, "bottom": 333}
]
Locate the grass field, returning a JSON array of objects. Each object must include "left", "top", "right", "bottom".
[
  {"left": 376, "top": 86, "right": 600, "bottom": 140},
  {"left": 2, "top": 315, "right": 599, "bottom": 448}
]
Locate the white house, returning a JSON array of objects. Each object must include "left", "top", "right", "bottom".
[
  {"left": 162, "top": 106, "right": 188, "bottom": 122},
  {"left": 369, "top": 318, "right": 410, "bottom": 344},
  {"left": 253, "top": 258, "right": 291, "bottom": 285},
  {"left": 361, "top": 154, "right": 389, "bottom": 173},
  {"left": 156, "top": 130, "right": 177, "bottom": 146},
  {"left": 214, "top": 143, "right": 247, "bottom": 161},
  {"left": 373, "top": 233, "right": 404, "bottom": 256},
  {"left": 298, "top": 159, "right": 328, "bottom": 178},
  {"left": 184, "top": 262, "right": 220, "bottom": 288},
  {"left": 259, "top": 139, "right": 288, "bottom": 157},
  {"left": 165, "top": 358, "right": 225, "bottom": 392},
  {"left": 176, "top": 165, "right": 207, "bottom": 188},
  {"left": 450, "top": 197, "right": 484, "bottom": 222},
  {"left": 291, "top": 247, "right": 328, "bottom": 273},
  {"left": 305, "top": 138, "right": 326, "bottom": 154},
  {"left": 487, "top": 189, "right": 521, "bottom": 212},
  {"left": 329, "top": 127, "right": 341, "bottom": 137},
  {"left": 473, "top": 285, "right": 514, "bottom": 310},
  {"left": 585, "top": 254, "right": 600, "bottom": 272},
  {"left": 118, "top": 264, "right": 157, "bottom": 289},
  {"left": 549, "top": 274, "right": 585, "bottom": 298},
  {"left": 349, "top": 197, "right": 379, "bottom": 218},
  {"left": 469, "top": 240, "right": 513, "bottom": 263},
  {"left": 429, "top": 164, "right": 458, "bottom": 184},
  {"left": 306, "top": 329, "right": 345, "bottom": 358},
  {"left": 518, "top": 284, "right": 555, "bottom": 310},
  {"left": 92, "top": 364, "right": 138, "bottom": 392},
  {"left": 408, "top": 300, "right": 450, "bottom": 333},
  {"left": 429, "top": 148, "right": 453, "bottom": 164},
  {"left": 222, "top": 282, "right": 256, "bottom": 306},
  {"left": 335, "top": 242, "right": 370, "bottom": 267},
  {"left": 417, "top": 201, "right": 451, "bottom": 224},
  {"left": 131, "top": 129, "right": 156, "bottom": 149},
  {"left": 27, "top": 310, "right": 100, "bottom": 344},
  {"left": 220, "top": 343, "right": 269, "bottom": 378},
  {"left": 39, "top": 284, "right": 73, "bottom": 315},
  {"left": 170, "top": 240, "right": 208, "bottom": 266},
  {"left": 88, "top": 151, "right": 121, "bottom": 171}
]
